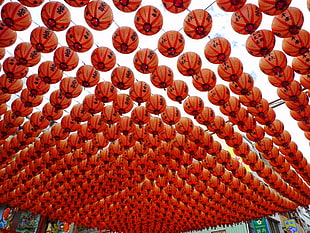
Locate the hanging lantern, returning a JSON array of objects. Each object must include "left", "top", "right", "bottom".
[
  {"left": 258, "top": 0, "right": 291, "bottom": 15},
  {"left": 229, "top": 107, "right": 248, "bottom": 125},
  {"left": 66, "top": 25, "right": 94, "bottom": 52},
  {"left": 42, "top": 103, "right": 63, "bottom": 121},
  {"left": 112, "top": 26, "right": 139, "bottom": 54},
  {"left": 117, "top": 116, "right": 136, "bottom": 135},
  {"left": 292, "top": 52, "right": 310, "bottom": 75},
  {"left": 146, "top": 117, "right": 164, "bottom": 136},
  {"left": 131, "top": 106, "right": 150, "bottom": 127},
  {"left": 61, "top": 115, "right": 81, "bottom": 133},
  {"left": 260, "top": 50, "right": 288, "bottom": 75},
  {"left": 162, "top": 0, "right": 191, "bottom": 13},
  {"left": 237, "top": 115, "right": 256, "bottom": 133},
  {"left": 1, "top": 2, "right": 32, "bottom": 31},
  {"left": 30, "top": 111, "right": 50, "bottom": 130},
  {"left": 105, "top": 125, "right": 121, "bottom": 142},
  {"left": 112, "top": 0, "right": 142, "bottom": 12},
  {"left": 159, "top": 125, "right": 176, "bottom": 142},
  {"left": 53, "top": 46, "right": 79, "bottom": 71},
  {"left": 207, "top": 116, "right": 225, "bottom": 133},
  {"left": 300, "top": 74, "right": 310, "bottom": 89},
  {"left": 183, "top": 96, "right": 204, "bottom": 117},
  {"left": 0, "top": 21, "right": 17, "bottom": 48},
  {"left": 183, "top": 9, "right": 212, "bottom": 40},
  {"left": 231, "top": 4, "right": 262, "bottom": 35},
  {"left": 26, "top": 74, "right": 50, "bottom": 96},
  {"left": 30, "top": 26, "right": 58, "bottom": 53},
  {"left": 204, "top": 37, "right": 231, "bottom": 64},
  {"left": 146, "top": 94, "right": 166, "bottom": 115},
  {"left": 285, "top": 92, "right": 308, "bottom": 112},
  {"left": 83, "top": 94, "right": 104, "bottom": 115},
  {"left": 50, "top": 90, "right": 72, "bottom": 110},
  {"left": 255, "top": 107, "right": 276, "bottom": 125},
  {"left": 220, "top": 96, "right": 241, "bottom": 117},
  {"left": 41, "top": 1, "right": 71, "bottom": 31},
  {"left": 101, "top": 105, "right": 121, "bottom": 125},
  {"left": 3, "top": 110, "right": 24, "bottom": 128},
  {"left": 129, "top": 81, "right": 151, "bottom": 105},
  {"left": 217, "top": 123, "right": 234, "bottom": 140},
  {"left": 113, "top": 93, "right": 134, "bottom": 115},
  {"left": 38, "top": 61, "right": 63, "bottom": 84},
  {"left": 95, "top": 81, "right": 118, "bottom": 103},
  {"left": 208, "top": 84, "right": 230, "bottom": 106},
  {"left": 91, "top": 46, "right": 116, "bottom": 72},
  {"left": 150, "top": 65, "right": 174, "bottom": 89},
  {"left": 192, "top": 68, "right": 216, "bottom": 91},
  {"left": 133, "top": 48, "right": 158, "bottom": 74},
  {"left": 248, "top": 98, "right": 270, "bottom": 117},
  {"left": 229, "top": 72, "right": 254, "bottom": 95},
  {"left": 177, "top": 52, "right": 202, "bottom": 76},
  {"left": 277, "top": 80, "right": 302, "bottom": 101},
  {"left": 217, "top": 57, "right": 243, "bottom": 82},
  {"left": 70, "top": 104, "right": 91, "bottom": 123},
  {"left": 0, "top": 75, "right": 23, "bottom": 94},
  {"left": 216, "top": 0, "right": 246, "bottom": 12},
  {"left": 84, "top": 0, "right": 113, "bottom": 31},
  {"left": 246, "top": 29, "right": 275, "bottom": 57},
  {"left": 14, "top": 42, "right": 41, "bottom": 67},
  {"left": 64, "top": 0, "right": 90, "bottom": 7},
  {"left": 272, "top": 7, "right": 304, "bottom": 38},
  {"left": 132, "top": 126, "right": 148, "bottom": 143},
  {"left": 158, "top": 31, "right": 185, "bottom": 57},
  {"left": 195, "top": 107, "right": 215, "bottom": 126},
  {"left": 51, "top": 123, "right": 69, "bottom": 141},
  {"left": 134, "top": 5, "right": 163, "bottom": 36},
  {"left": 282, "top": 29, "right": 310, "bottom": 57},
  {"left": 167, "top": 80, "right": 189, "bottom": 103},
  {"left": 111, "top": 66, "right": 135, "bottom": 90},
  {"left": 239, "top": 87, "right": 263, "bottom": 107},
  {"left": 225, "top": 132, "right": 243, "bottom": 148},
  {"left": 76, "top": 65, "right": 100, "bottom": 87},
  {"left": 87, "top": 115, "right": 107, "bottom": 133},
  {"left": 161, "top": 106, "right": 181, "bottom": 125},
  {"left": 175, "top": 117, "right": 194, "bottom": 135},
  {"left": 268, "top": 65, "right": 294, "bottom": 88},
  {"left": 78, "top": 123, "right": 94, "bottom": 142},
  {"left": 60, "top": 77, "right": 83, "bottom": 98}
]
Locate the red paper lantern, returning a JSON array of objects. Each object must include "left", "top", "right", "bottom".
[
  {"left": 66, "top": 25, "right": 94, "bottom": 52},
  {"left": 14, "top": 42, "right": 41, "bottom": 67},
  {"left": 0, "top": 21, "right": 17, "bottom": 48},
  {"left": 192, "top": 68, "right": 216, "bottom": 91},
  {"left": 167, "top": 80, "right": 189, "bottom": 103},
  {"left": 158, "top": 30, "right": 185, "bottom": 57},
  {"left": 30, "top": 26, "right": 58, "bottom": 53},
  {"left": 38, "top": 61, "right": 63, "bottom": 84},
  {"left": 53, "top": 46, "right": 79, "bottom": 71},
  {"left": 76, "top": 65, "right": 100, "bottom": 87},
  {"left": 204, "top": 37, "right": 231, "bottom": 64},
  {"left": 91, "top": 46, "right": 116, "bottom": 72},
  {"left": 60, "top": 77, "right": 83, "bottom": 98},
  {"left": 177, "top": 52, "right": 202, "bottom": 76},
  {"left": 133, "top": 48, "right": 159, "bottom": 74},
  {"left": 112, "top": 26, "right": 139, "bottom": 54},
  {"left": 282, "top": 29, "right": 310, "bottom": 57},
  {"left": 216, "top": 0, "right": 246, "bottom": 12},
  {"left": 183, "top": 9, "right": 212, "bottom": 39},
  {"left": 246, "top": 29, "right": 275, "bottom": 57},
  {"left": 258, "top": 0, "right": 291, "bottom": 15},
  {"left": 208, "top": 84, "right": 230, "bottom": 106}
]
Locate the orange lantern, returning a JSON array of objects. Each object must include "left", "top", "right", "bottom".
[
  {"left": 204, "top": 37, "right": 231, "bottom": 64},
  {"left": 30, "top": 26, "right": 58, "bottom": 53},
  {"left": 132, "top": 126, "right": 148, "bottom": 143},
  {"left": 183, "top": 96, "right": 204, "bottom": 117},
  {"left": 84, "top": 0, "right": 113, "bottom": 31},
  {"left": 0, "top": 75, "right": 23, "bottom": 94},
  {"left": 41, "top": 1, "right": 71, "bottom": 31},
  {"left": 61, "top": 115, "right": 81, "bottom": 133},
  {"left": 53, "top": 46, "right": 79, "bottom": 71},
  {"left": 258, "top": 0, "right": 291, "bottom": 15},
  {"left": 87, "top": 115, "right": 107, "bottom": 133},
  {"left": 38, "top": 61, "right": 63, "bottom": 84},
  {"left": 192, "top": 68, "right": 216, "bottom": 91},
  {"left": 146, "top": 94, "right": 166, "bottom": 115},
  {"left": 49, "top": 90, "right": 72, "bottom": 110},
  {"left": 0, "top": 21, "right": 17, "bottom": 48},
  {"left": 134, "top": 5, "right": 163, "bottom": 36},
  {"left": 117, "top": 116, "right": 136, "bottom": 135},
  {"left": 248, "top": 98, "right": 269, "bottom": 117},
  {"left": 133, "top": 48, "right": 158, "bottom": 74},
  {"left": 255, "top": 107, "right": 276, "bottom": 126},
  {"left": 167, "top": 80, "right": 189, "bottom": 103},
  {"left": 91, "top": 46, "right": 116, "bottom": 72},
  {"left": 183, "top": 9, "right": 212, "bottom": 39},
  {"left": 219, "top": 96, "right": 241, "bottom": 117},
  {"left": 159, "top": 125, "right": 176, "bottom": 142},
  {"left": 95, "top": 81, "right": 118, "bottom": 103},
  {"left": 14, "top": 42, "right": 41, "bottom": 67},
  {"left": 259, "top": 50, "right": 287, "bottom": 75},
  {"left": 216, "top": 0, "right": 246, "bottom": 12},
  {"left": 11, "top": 98, "right": 33, "bottom": 117},
  {"left": 76, "top": 65, "right": 100, "bottom": 87},
  {"left": 111, "top": 66, "right": 135, "bottom": 90},
  {"left": 207, "top": 116, "right": 226, "bottom": 134},
  {"left": 146, "top": 117, "right": 164, "bottom": 136},
  {"left": 195, "top": 107, "right": 215, "bottom": 126},
  {"left": 30, "top": 111, "right": 50, "bottom": 130},
  {"left": 51, "top": 123, "right": 69, "bottom": 141},
  {"left": 300, "top": 74, "right": 310, "bottom": 89},
  {"left": 60, "top": 77, "right": 82, "bottom": 99},
  {"left": 64, "top": 0, "right": 90, "bottom": 7},
  {"left": 26, "top": 74, "right": 50, "bottom": 96},
  {"left": 231, "top": 4, "right": 262, "bottom": 35},
  {"left": 162, "top": 0, "right": 191, "bottom": 13},
  {"left": 285, "top": 92, "right": 308, "bottom": 111},
  {"left": 150, "top": 65, "right": 174, "bottom": 89},
  {"left": 239, "top": 87, "right": 262, "bottom": 107},
  {"left": 70, "top": 103, "right": 91, "bottom": 123},
  {"left": 112, "top": 0, "right": 142, "bottom": 12},
  {"left": 177, "top": 52, "right": 202, "bottom": 76},
  {"left": 66, "top": 25, "right": 94, "bottom": 52},
  {"left": 282, "top": 29, "right": 310, "bottom": 57},
  {"left": 217, "top": 57, "right": 243, "bottom": 82},
  {"left": 229, "top": 72, "right": 254, "bottom": 95},
  {"left": 1, "top": 2, "right": 32, "bottom": 31},
  {"left": 277, "top": 80, "right": 302, "bottom": 102},
  {"left": 113, "top": 93, "right": 134, "bottom": 115},
  {"left": 78, "top": 123, "right": 94, "bottom": 142},
  {"left": 272, "top": 7, "right": 304, "bottom": 38},
  {"left": 101, "top": 105, "right": 121, "bottom": 125},
  {"left": 161, "top": 106, "right": 181, "bottom": 125},
  {"left": 42, "top": 103, "right": 63, "bottom": 121},
  {"left": 129, "top": 81, "right": 151, "bottom": 105},
  {"left": 268, "top": 65, "right": 294, "bottom": 88},
  {"left": 82, "top": 94, "right": 104, "bottom": 115},
  {"left": 208, "top": 84, "right": 230, "bottom": 106},
  {"left": 292, "top": 52, "right": 310, "bottom": 75},
  {"left": 112, "top": 26, "right": 139, "bottom": 54},
  {"left": 131, "top": 106, "right": 150, "bottom": 127},
  {"left": 158, "top": 30, "right": 185, "bottom": 57},
  {"left": 246, "top": 29, "right": 275, "bottom": 57},
  {"left": 175, "top": 117, "right": 194, "bottom": 135}
]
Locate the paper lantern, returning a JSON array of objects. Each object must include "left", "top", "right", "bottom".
[
  {"left": 146, "top": 94, "right": 166, "bottom": 115},
  {"left": 91, "top": 46, "right": 116, "bottom": 72},
  {"left": 112, "top": 26, "right": 139, "bottom": 54},
  {"left": 49, "top": 90, "right": 72, "bottom": 110},
  {"left": 175, "top": 117, "right": 194, "bottom": 135},
  {"left": 0, "top": 21, "right": 17, "bottom": 48},
  {"left": 42, "top": 103, "right": 62, "bottom": 121},
  {"left": 112, "top": 0, "right": 142, "bottom": 13},
  {"left": 167, "top": 80, "right": 189, "bottom": 103},
  {"left": 216, "top": 0, "right": 246, "bottom": 12},
  {"left": 113, "top": 93, "right": 134, "bottom": 115},
  {"left": 95, "top": 81, "right": 118, "bottom": 103},
  {"left": 292, "top": 52, "right": 310, "bottom": 75},
  {"left": 217, "top": 57, "right": 243, "bottom": 81},
  {"left": 70, "top": 104, "right": 91, "bottom": 123},
  {"left": 76, "top": 65, "right": 100, "bottom": 87},
  {"left": 101, "top": 105, "right": 121, "bottom": 125},
  {"left": 204, "top": 37, "right": 231, "bottom": 64},
  {"left": 208, "top": 84, "right": 230, "bottom": 106},
  {"left": 129, "top": 81, "right": 151, "bottom": 105},
  {"left": 161, "top": 106, "right": 181, "bottom": 125},
  {"left": 53, "top": 46, "right": 79, "bottom": 71},
  {"left": 133, "top": 48, "right": 159, "bottom": 74},
  {"left": 66, "top": 25, "right": 94, "bottom": 52},
  {"left": 183, "top": 96, "right": 204, "bottom": 117},
  {"left": 38, "top": 61, "right": 63, "bottom": 84},
  {"left": 183, "top": 9, "right": 212, "bottom": 39},
  {"left": 26, "top": 74, "right": 50, "bottom": 96},
  {"left": 219, "top": 96, "right": 241, "bottom": 117},
  {"left": 150, "top": 65, "right": 174, "bottom": 89},
  {"left": 192, "top": 68, "right": 216, "bottom": 91},
  {"left": 60, "top": 77, "right": 83, "bottom": 98},
  {"left": 246, "top": 29, "right": 275, "bottom": 57},
  {"left": 18, "top": 0, "right": 44, "bottom": 7},
  {"left": 162, "top": 0, "right": 191, "bottom": 13},
  {"left": 158, "top": 30, "right": 185, "bottom": 57},
  {"left": 14, "top": 42, "right": 41, "bottom": 67},
  {"left": 61, "top": 115, "right": 81, "bottom": 133},
  {"left": 30, "top": 27, "right": 58, "bottom": 53},
  {"left": 0, "top": 75, "right": 23, "bottom": 94},
  {"left": 268, "top": 65, "right": 294, "bottom": 88},
  {"left": 282, "top": 29, "right": 310, "bottom": 57},
  {"left": 177, "top": 52, "right": 202, "bottom": 76},
  {"left": 258, "top": 0, "right": 291, "bottom": 15},
  {"left": 82, "top": 94, "right": 104, "bottom": 114},
  {"left": 134, "top": 5, "right": 163, "bottom": 35},
  {"left": 111, "top": 66, "right": 135, "bottom": 90}
]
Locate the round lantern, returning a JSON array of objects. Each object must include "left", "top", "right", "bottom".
[
  {"left": 300, "top": 74, "right": 310, "bottom": 89},
  {"left": 258, "top": 0, "right": 291, "bottom": 15},
  {"left": 208, "top": 84, "right": 230, "bottom": 106},
  {"left": 76, "top": 65, "right": 100, "bottom": 87},
  {"left": 30, "top": 27, "right": 58, "bottom": 53},
  {"left": 177, "top": 52, "right": 202, "bottom": 76},
  {"left": 161, "top": 106, "right": 181, "bottom": 125},
  {"left": 53, "top": 46, "right": 79, "bottom": 71},
  {"left": 183, "top": 9, "right": 212, "bottom": 39},
  {"left": 0, "top": 21, "right": 17, "bottom": 48},
  {"left": 204, "top": 37, "right": 231, "bottom": 64},
  {"left": 246, "top": 29, "right": 276, "bottom": 57},
  {"left": 2, "top": 57, "right": 28, "bottom": 79},
  {"left": 41, "top": 1, "right": 71, "bottom": 31},
  {"left": 292, "top": 52, "right": 310, "bottom": 75},
  {"left": 231, "top": 4, "right": 262, "bottom": 35},
  {"left": 195, "top": 107, "right": 215, "bottom": 126},
  {"left": 112, "top": 26, "right": 139, "bottom": 54},
  {"left": 111, "top": 66, "right": 135, "bottom": 90},
  {"left": 151, "top": 65, "right": 174, "bottom": 89},
  {"left": 158, "top": 31, "right": 185, "bottom": 57},
  {"left": 1, "top": 2, "right": 32, "bottom": 31},
  {"left": 167, "top": 80, "right": 189, "bottom": 103},
  {"left": 84, "top": 0, "right": 113, "bottom": 31},
  {"left": 26, "top": 74, "right": 50, "bottom": 96},
  {"left": 134, "top": 5, "right": 163, "bottom": 36},
  {"left": 95, "top": 81, "right": 118, "bottom": 103},
  {"left": 112, "top": 0, "right": 142, "bottom": 13},
  {"left": 113, "top": 94, "right": 134, "bottom": 115},
  {"left": 183, "top": 96, "right": 204, "bottom": 117},
  {"left": 175, "top": 117, "right": 194, "bottom": 135},
  {"left": 133, "top": 48, "right": 159, "bottom": 74},
  {"left": 272, "top": 7, "right": 304, "bottom": 38},
  {"left": 282, "top": 29, "right": 310, "bottom": 57},
  {"left": 146, "top": 94, "right": 166, "bottom": 115},
  {"left": 60, "top": 77, "right": 83, "bottom": 98},
  {"left": 217, "top": 57, "right": 243, "bottom": 81},
  {"left": 219, "top": 96, "right": 241, "bottom": 117},
  {"left": 259, "top": 50, "right": 287, "bottom": 75},
  {"left": 268, "top": 65, "right": 294, "bottom": 88},
  {"left": 66, "top": 25, "right": 94, "bottom": 52},
  {"left": 14, "top": 42, "right": 41, "bottom": 67},
  {"left": 192, "top": 68, "right": 216, "bottom": 91},
  {"left": 70, "top": 104, "right": 91, "bottom": 123},
  {"left": 162, "top": 0, "right": 191, "bottom": 13},
  {"left": 216, "top": 0, "right": 246, "bottom": 12},
  {"left": 38, "top": 61, "right": 63, "bottom": 84},
  {"left": 83, "top": 94, "right": 104, "bottom": 115},
  {"left": 129, "top": 81, "right": 151, "bottom": 105},
  {"left": 49, "top": 90, "right": 72, "bottom": 110}
]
